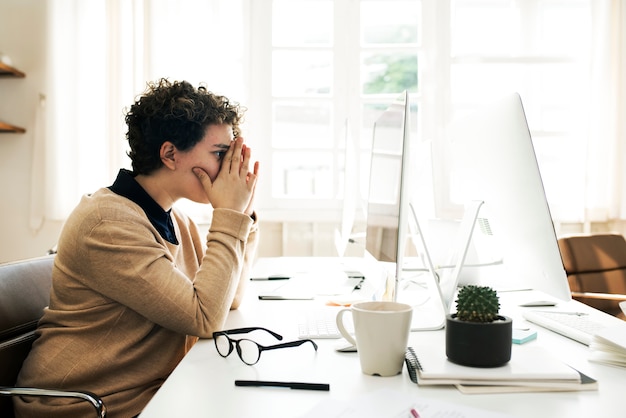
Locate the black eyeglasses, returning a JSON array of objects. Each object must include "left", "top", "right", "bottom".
[{"left": 212, "top": 327, "right": 318, "bottom": 365}]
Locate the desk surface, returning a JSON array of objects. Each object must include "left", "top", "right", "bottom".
[{"left": 140, "top": 257, "right": 626, "bottom": 418}]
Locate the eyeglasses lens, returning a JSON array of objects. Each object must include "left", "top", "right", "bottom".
[
  {"left": 215, "top": 334, "right": 232, "bottom": 357},
  {"left": 237, "top": 339, "right": 261, "bottom": 365}
]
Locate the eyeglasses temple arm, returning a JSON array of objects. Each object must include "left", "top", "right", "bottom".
[
  {"left": 212, "top": 327, "right": 283, "bottom": 340},
  {"left": 260, "top": 339, "right": 318, "bottom": 353}
]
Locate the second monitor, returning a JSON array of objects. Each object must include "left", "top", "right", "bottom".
[{"left": 364, "top": 91, "right": 447, "bottom": 330}]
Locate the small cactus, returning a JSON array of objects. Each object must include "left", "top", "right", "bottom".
[{"left": 454, "top": 285, "right": 500, "bottom": 323}]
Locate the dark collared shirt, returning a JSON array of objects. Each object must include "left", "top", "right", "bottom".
[{"left": 108, "top": 169, "right": 179, "bottom": 245}]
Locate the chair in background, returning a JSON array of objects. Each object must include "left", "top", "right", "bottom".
[
  {"left": 0, "top": 255, "right": 106, "bottom": 418},
  {"left": 557, "top": 233, "right": 626, "bottom": 320}
]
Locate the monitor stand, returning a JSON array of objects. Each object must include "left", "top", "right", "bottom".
[
  {"left": 396, "top": 203, "right": 447, "bottom": 331},
  {"left": 393, "top": 200, "right": 484, "bottom": 331},
  {"left": 437, "top": 200, "right": 484, "bottom": 311}
]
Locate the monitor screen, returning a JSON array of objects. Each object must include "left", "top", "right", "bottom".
[
  {"left": 364, "top": 91, "right": 411, "bottom": 288},
  {"left": 436, "top": 93, "right": 571, "bottom": 303}
]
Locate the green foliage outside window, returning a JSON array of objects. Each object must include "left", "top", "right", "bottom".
[{"left": 363, "top": 55, "right": 418, "bottom": 95}]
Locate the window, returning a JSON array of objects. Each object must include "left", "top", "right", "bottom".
[
  {"left": 248, "top": 0, "right": 419, "bottom": 222},
  {"left": 41, "top": 0, "right": 615, "bottom": 246},
  {"left": 249, "top": 0, "right": 596, "bottom": 229}
]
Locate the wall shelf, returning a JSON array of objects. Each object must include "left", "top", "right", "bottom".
[
  {"left": 0, "top": 61, "right": 26, "bottom": 133},
  {"left": 0, "top": 62, "right": 26, "bottom": 77},
  {"left": 0, "top": 121, "right": 26, "bottom": 133}
]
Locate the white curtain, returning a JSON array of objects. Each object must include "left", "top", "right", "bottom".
[
  {"left": 30, "top": 0, "right": 245, "bottom": 231},
  {"left": 585, "top": 0, "right": 626, "bottom": 227},
  {"left": 612, "top": 0, "right": 626, "bottom": 220},
  {"left": 30, "top": 0, "right": 140, "bottom": 231}
]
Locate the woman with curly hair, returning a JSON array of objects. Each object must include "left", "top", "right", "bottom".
[{"left": 15, "top": 79, "right": 260, "bottom": 417}]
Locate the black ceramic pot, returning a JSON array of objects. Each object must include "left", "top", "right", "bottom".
[{"left": 445, "top": 314, "right": 513, "bottom": 367}]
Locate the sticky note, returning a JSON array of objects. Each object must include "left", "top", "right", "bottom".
[{"left": 512, "top": 329, "right": 538, "bottom": 344}]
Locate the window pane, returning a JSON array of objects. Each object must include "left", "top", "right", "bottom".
[
  {"left": 451, "top": 63, "right": 524, "bottom": 105},
  {"left": 361, "top": 52, "right": 418, "bottom": 94},
  {"left": 272, "top": 101, "right": 333, "bottom": 148},
  {"left": 361, "top": 0, "right": 420, "bottom": 45},
  {"left": 539, "top": 2, "right": 591, "bottom": 55},
  {"left": 452, "top": 0, "right": 591, "bottom": 57},
  {"left": 272, "top": 0, "right": 333, "bottom": 46},
  {"left": 272, "top": 51, "right": 332, "bottom": 96},
  {"left": 450, "top": 62, "right": 587, "bottom": 132},
  {"left": 360, "top": 100, "right": 417, "bottom": 148},
  {"left": 533, "top": 134, "right": 586, "bottom": 220},
  {"left": 451, "top": 0, "right": 517, "bottom": 55},
  {"left": 271, "top": 151, "right": 334, "bottom": 198},
  {"left": 361, "top": 102, "right": 389, "bottom": 148}
]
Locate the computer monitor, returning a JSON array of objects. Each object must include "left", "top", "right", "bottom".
[
  {"left": 364, "top": 91, "right": 446, "bottom": 330},
  {"left": 364, "top": 91, "right": 411, "bottom": 272},
  {"left": 436, "top": 92, "right": 571, "bottom": 303}
]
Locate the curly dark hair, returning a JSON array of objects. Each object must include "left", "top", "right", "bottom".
[{"left": 124, "top": 78, "right": 244, "bottom": 175}]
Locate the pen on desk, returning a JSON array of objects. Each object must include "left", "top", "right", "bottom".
[
  {"left": 250, "top": 275, "right": 291, "bottom": 281},
  {"left": 234, "top": 380, "right": 330, "bottom": 391},
  {"left": 409, "top": 407, "right": 420, "bottom": 418}
]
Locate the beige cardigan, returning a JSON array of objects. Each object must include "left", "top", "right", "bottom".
[{"left": 15, "top": 188, "right": 258, "bottom": 417}]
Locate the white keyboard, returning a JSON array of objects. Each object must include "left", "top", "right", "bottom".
[
  {"left": 297, "top": 310, "right": 344, "bottom": 339},
  {"left": 522, "top": 310, "right": 608, "bottom": 345}
]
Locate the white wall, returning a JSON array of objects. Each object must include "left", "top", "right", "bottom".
[{"left": 0, "top": 0, "right": 63, "bottom": 262}]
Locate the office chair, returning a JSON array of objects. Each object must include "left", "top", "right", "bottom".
[
  {"left": 557, "top": 233, "right": 626, "bottom": 320},
  {"left": 0, "top": 255, "right": 106, "bottom": 418}
]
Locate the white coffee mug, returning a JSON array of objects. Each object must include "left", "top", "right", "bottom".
[{"left": 336, "top": 301, "right": 412, "bottom": 376}]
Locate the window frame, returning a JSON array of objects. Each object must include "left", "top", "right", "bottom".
[{"left": 247, "top": 0, "right": 421, "bottom": 222}]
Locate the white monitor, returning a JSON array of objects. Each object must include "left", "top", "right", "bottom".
[
  {"left": 364, "top": 91, "right": 412, "bottom": 275},
  {"left": 364, "top": 91, "right": 446, "bottom": 330},
  {"left": 439, "top": 93, "right": 571, "bottom": 303}
]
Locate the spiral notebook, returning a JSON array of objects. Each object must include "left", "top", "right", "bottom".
[{"left": 404, "top": 345, "right": 583, "bottom": 387}]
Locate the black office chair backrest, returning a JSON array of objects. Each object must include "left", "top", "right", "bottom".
[{"left": 0, "top": 255, "right": 54, "bottom": 416}]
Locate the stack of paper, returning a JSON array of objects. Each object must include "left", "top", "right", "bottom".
[
  {"left": 455, "top": 369, "right": 597, "bottom": 394},
  {"left": 589, "top": 323, "right": 626, "bottom": 368},
  {"left": 406, "top": 345, "right": 597, "bottom": 393}
]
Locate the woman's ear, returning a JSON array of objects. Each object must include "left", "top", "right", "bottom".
[{"left": 160, "top": 141, "right": 177, "bottom": 170}]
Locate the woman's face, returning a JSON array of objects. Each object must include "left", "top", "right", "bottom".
[{"left": 175, "top": 123, "right": 234, "bottom": 204}]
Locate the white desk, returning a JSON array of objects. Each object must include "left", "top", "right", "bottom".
[{"left": 140, "top": 257, "right": 626, "bottom": 418}]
